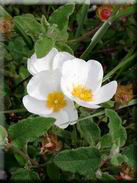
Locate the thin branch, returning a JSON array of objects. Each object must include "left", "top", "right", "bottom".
[
  {"left": 68, "top": 26, "right": 99, "bottom": 44},
  {"left": 0, "top": 109, "right": 26, "bottom": 114}
]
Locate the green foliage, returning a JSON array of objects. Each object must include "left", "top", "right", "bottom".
[
  {"left": 47, "top": 4, "right": 75, "bottom": 50},
  {"left": 101, "top": 100, "right": 115, "bottom": 108},
  {"left": 8, "top": 117, "right": 55, "bottom": 147},
  {"left": 76, "top": 4, "right": 89, "bottom": 37},
  {"left": 100, "top": 172, "right": 116, "bottom": 180},
  {"left": 14, "top": 153, "right": 26, "bottom": 166},
  {"left": 11, "top": 168, "right": 40, "bottom": 180},
  {"left": 55, "top": 42, "right": 74, "bottom": 54},
  {"left": 4, "top": 151, "right": 19, "bottom": 170},
  {"left": 47, "top": 163, "right": 61, "bottom": 180},
  {"left": 54, "top": 147, "right": 101, "bottom": 175},
  {"left": 100, "top": 134, "right": 112, "bottom": 149},
  {"left": 49, "top": 4, "right": 75, "bottom": 31},
  {"left": 0, "top": 5, "right": 11, "bottom": 17},
  {"left": 122, "top": 144, "right": 137, "bottom": 169},
  {"left": 0, "top": 3, "right": 136, "bottom": 181},
  {"left": 111, "top": 153, "right": 128, "bottom": 166},
  {"left": 14, "top": 14, "right": 42, "bottom": 40},
  {"left": 40, "top": 15, "right": 49, "bottom": 33},
  {"left": 35, "top": 36, "right": 54, "bottom": 58},
  {"left": 7, "top": 36, "right": 29, "bottom": 59},
  {"left": 105, "top": 109, "right": 127, "bottom": 147},
  {"left": 77, "top": 118, "right": 101, "bottom": 145},
  {"left": 46, "top": 24, "right": 69, "bottom": 42},
  {"left": 51, "top": 126, "right": 71, "bottom": 140},
  {"left": 0, "top": 125, "right": 8, "bottom": 146}
]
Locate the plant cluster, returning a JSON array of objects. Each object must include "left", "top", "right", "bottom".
[{"left": 0, "top": 3, "right": 136, "bottom": 181}]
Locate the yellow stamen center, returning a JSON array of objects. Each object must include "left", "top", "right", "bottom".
[
  {"left": 47, "top": 92, "right": 67, "bottom": 112},
  {"left": 72, "top": 85, "right": 93, "bottom": 102}
]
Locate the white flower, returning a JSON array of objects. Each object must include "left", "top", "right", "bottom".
[
  {"left": 61, "top": 59, "right": 117, "bottom": 109},
  {"left": 23, "top": 69, "right": 78, "bottom": 129},
  {"left": 28, "top": 48, "right": 75, "bottom": 75}
]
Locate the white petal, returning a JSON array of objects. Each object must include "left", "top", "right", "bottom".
[
  {"left": 27, "top": 48, "right": 58, "bottom": 75},
  {"left": 75, "top": 99, "right": 101, "bottom": 109},
  {"left": 27, "top": 53, "right": 38, "bottom": 75},
  {"left": 61, "top": 77, "right": 74, "bottom": 100},
  {"left": 27, "top": 69, "right": 61, "bottom": 100},
  {"left": 43, "top": 111, "right": 69, "bottom": 129},
  {"left": 61, "top": 59, "right": 88, "bottom": 95},
  {"left": 61, "top": 59, "right": 103, "bottom": 93},
  {"left": 85, "top": 60, "right": 103, "bottom": 92},
  {"left": 93, "top": 81, "right": 117, "bottom": 104},
  {"left": 23, "top": 95, "right": 52, "bottom": 115},
  {"left": 62, "top": 58, "right": 86, "bottom": 81},
  {"left": 64, "top": 99, "right": 78, "bottom": 125},
  {"left": 53, "top": 52, "right": 75, "bottom": 70}
]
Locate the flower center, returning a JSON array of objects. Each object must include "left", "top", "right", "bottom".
[
  {"left": 72, "top": 85, "right": 93, "bottom": 102},
  {"left": 47, "top": 91, "right": 67, "bottom": 112}
]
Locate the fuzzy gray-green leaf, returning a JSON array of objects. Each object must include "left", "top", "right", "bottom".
[
  {"left": 105, "top": 109, "right": 127, "bottom": 147},
  {"left": 54, "top": 147, "right": 101, "bottom": 175},
  {"left": 14, "top": 14, "right": 42, "bottom": 38},
  {"left": 35, "top": 36, "right": 54, "bottom": 58},
  {"left": 77, "top": 119, "right": 101, "bottom": 145},
  {"left": 49, "top": 4, "right": 75, "bottom": 31},
  {"left": 8, "top": 117, "right": 55, "bottom": 147}
]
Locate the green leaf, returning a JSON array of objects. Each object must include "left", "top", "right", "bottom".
[
  {"left": 101, "top": 172, "right": 116, "bottom": 180},
  {"left": 54, "top": 147, "right": 101, "bottom": 175},
  {"left": 101, "top": 100, "right": 115, "bottom": 108},
  {"left": 0, "top": 5, "right": 11, "bottom": 17},
  {"left": 76, "top": 4, "right": 88, "bottom": 27},
  {"left": 82, "top": 169, "right": 96, "bottom": 179},
  {"left": 111, "top": 153, "right": 128, "bottom": 166},
  {"left": 0, "top": 125, "right": 8, "bottom": 146},
  {"left": 48, "top": 4, "right": 75, "bottom": 42},
  {"left": 7, "top": 36, "right": 29, "bottom": 58},
  {"left": 14, "top": 153, "right": 26, "bottom": 166},
  {"left": 11, "top": 168, "right": 40, "bottom": 180},
  {"left": 122, "top": 144, "right": 137, "bottom": 169},
  {"left": 51, "top": 126, "right": 71, "bottom": 140},
  {"left": 105, "top": 109, "right": 127, "bottom": 147},
  {"left": 49, "top": 4, "right": 75, "bottom": 31},
  {"left": 47, "top": 24, "right": 69, "bottom": 42},
  {"left": 47, "top": 163, "right": 60, "bottom": 180},
  {"left": 14, "top": 14, "right": 42, "bottom": 39},
  {"left": 56, "top": 42, "right": 74, "bottom": 54},
  {"left": 77, "top": 119, "right": 101, "bottom": 145},
  {"left": 4, "top": 151, "right": 19, "bottom": 170},
  {"left": 76, "top": 3, "right": 89, "bottom": 37},
  {"left": 100, "top": 134, "right": 112, "bottom": 149},
  {"left": 35, "top": 36, "right": 54, "bottom": 58},
  {"left": 8, "top": 117, "right": 55, "bottom": 147},
  {"left": 41, "top": 15, "right": 50, "bottom": 33}
]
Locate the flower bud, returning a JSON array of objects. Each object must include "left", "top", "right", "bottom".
[
  {"left": 40, "top": 134, "right": 62, "bottom": 154},
  {"left": 114, "top": 84, "right": 134, "bottom": 105},
  {"left": 96, "top": 5, "right": 113, "bottom": 22},
  {"left": 0, "top": 17, "right": 13, "bottom": 34}
]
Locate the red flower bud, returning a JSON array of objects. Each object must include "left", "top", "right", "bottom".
[{"left": 97, "top": 5, "right": 113, "bottom": 22}]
